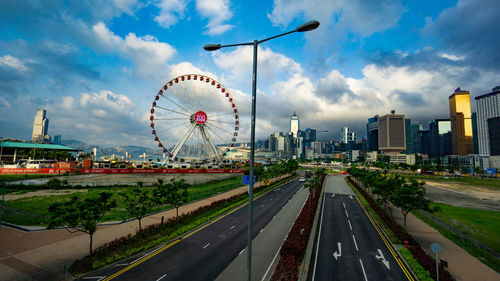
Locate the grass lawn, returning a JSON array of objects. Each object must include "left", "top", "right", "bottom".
[
  {"left": 413, "top": 203, "right": 500, "bottom": 272},
  {"left": 2, "top": 176, "right": 243, "bottom": 226},
  {"left": 418, "top": 202, "right": 500, "bottom": 253}
]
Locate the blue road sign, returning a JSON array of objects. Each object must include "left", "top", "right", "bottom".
[
  {"left": 242, "top": 175, "right": 256, "bottom": 185},
  {"left": 431, "top": 242, "right": 442, "bottom": 253}
]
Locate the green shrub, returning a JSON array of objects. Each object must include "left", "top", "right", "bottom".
[{"left": 399, "top": 247, "right": 433, "bottom": 281}]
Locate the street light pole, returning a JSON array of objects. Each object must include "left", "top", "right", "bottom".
[{"left": 203, "top": 20, "right": 319, "bottom": 281}]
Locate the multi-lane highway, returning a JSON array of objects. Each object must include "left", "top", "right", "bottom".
[
  {"left": 309, "top": 175, "right": 414, "bottom": 281},
  {"left": 79, "top": 178, "right": 305, "bottom": 281}
]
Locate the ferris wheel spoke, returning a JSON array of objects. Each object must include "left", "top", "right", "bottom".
[
  {"left": 154, "top": 117, "right": 189, "bottom": 121},
  {"left": 155, "top": 105, "right": 191, "bottom": 117},
  {"left": 205, "top": 125, "right": 231, "bottom": 145},
  {"left": 171, "top": 123, "right": 197, "bottom": 160},
  {"left": 210, "top": 112, "right": 234, "bottom": 118},
  {"left": 161, "top": 94, "right": 192, "bottom": 114},
  {"left": 199, "top": 126, "right": 222, "bottom": 162},
  {"left": 209, "top": 120, "right": 235, "bottom": 125},
  {"left": 205, "top": 122, "right": 234, "bottom": 136},
  {"left": 156, "top": 121, "right": 190, "bottom": 134}
]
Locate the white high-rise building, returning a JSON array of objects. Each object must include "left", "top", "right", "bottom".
[
  {"left": 32, "top": 109, "right": 49, "bottom": 142},
  {"left": 290, "top": 112, "right": 300, "bottom": 138},
  {"left": 475, "top": 86, "right": 500, "bottom": 156},
  {"left": 340, "top": 127, "right": 356, "bottom": 143}
]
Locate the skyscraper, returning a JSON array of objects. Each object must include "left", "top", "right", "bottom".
[
  {"left": 32, "top": 109, "right": 49, "bottom": 142},
  {"left": 429, "top": 119, "right": 452, "bottom": 158},
  {"left": 340, "top": 127, "right": 356, "bottom": 144},
  {"left": 449, "top": 88, "right": 473, "bottom": 155},
  {"left": 290, "top": 112, "right": 300, "bottom": 138},
  {"left": 378, "top": 111, "right": 406, "bottom": 154},
  {"left": 475, "top": 86, "right": 500, "bottom": 156},
  {"left": 366, "top": 115, "right": 379, "bottom": 151}
]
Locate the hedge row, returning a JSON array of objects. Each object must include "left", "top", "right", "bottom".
[
  {"left": 347, "top": 176, "right": 453, "bottom": 281},
  {"left": 271, "top": 174, "right": 325, "bottom": 281}
]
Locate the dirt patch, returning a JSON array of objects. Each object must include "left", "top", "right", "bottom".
[
  {"left": 423, "top": 181, "right": 500, "bottom": 211},
  {"left": 5, "top": 189, "right": 88, "bottom": 201}
]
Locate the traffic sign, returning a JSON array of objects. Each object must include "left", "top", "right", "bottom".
[
  {"left": 263, "top": 179, "right": 270, "bottom": 186},
  {"left": 431, "top": 242, "right": 442, "bottom": 253},
  {"left": 242, "top": 175, "right": 256, "bottom": 185}
]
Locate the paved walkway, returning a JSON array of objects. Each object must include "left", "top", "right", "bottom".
[
  {"left": 0, "top": 179, "right": 282, "bottom": 281},
  {"left": 392, "top": 210, "right": 499, "bottom": 281}
]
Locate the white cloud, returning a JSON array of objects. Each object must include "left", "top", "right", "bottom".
[
  {"left": 268, "top": 0, "right": 403, "bottom": 36},
  {"left": 113, "top": 0, "right": 139, "bottom": 15},
  {"left": 439, "top": 53, "right": 465, "bottom": 61},
  {"left": 211, "top": 45, "right": 302, "bottom": 87},
  {"left": 154, "top": 0, "right": 189, "bottom": 28},
  {"left": 169, "top": 61, "right": 218, "bottom": 79},
  {"left": 0, "top": 55, "right": 30, "bottom": 73},
  {"left": 93, "top": 22, "right": 176, "bottom": 75},
  {"left": 196, "top": 0, "right": 234, "bottom": 35}
]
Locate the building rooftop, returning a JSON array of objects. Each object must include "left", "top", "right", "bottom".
[{"left": 0, "top": 141, "right": 80, "bottom": 151}]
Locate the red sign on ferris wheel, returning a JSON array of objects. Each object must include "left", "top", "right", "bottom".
[{"left": 195, "top": 111, "right": 207, "bottom": 124}]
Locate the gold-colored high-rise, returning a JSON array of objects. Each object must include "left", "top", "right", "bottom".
[{"left": 449, "top": 88, "right": 474, "bottom": 155}]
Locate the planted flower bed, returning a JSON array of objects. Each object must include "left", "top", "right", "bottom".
[
  {"left": 347, "top": 176, "right": 453, "bottom": 281},
  {"left": 271, "top": 174, "right": 325, "bottom": 281}
]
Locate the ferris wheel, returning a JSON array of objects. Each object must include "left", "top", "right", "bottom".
[{"left": 150, "top": 74, "right": 239, "bottom": 163}]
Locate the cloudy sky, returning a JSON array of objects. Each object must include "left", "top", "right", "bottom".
[{"left": 1, "top": 0, "right": 499, "bottom": 147}]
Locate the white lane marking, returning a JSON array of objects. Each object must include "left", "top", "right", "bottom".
[
  {"left": 156, "top": 274, "right": 167, "bottom": 281},
  {"left": 352, "top": 235, "right": 359, "bottom": 251},
  {"left": 344, "top": 208, "right": 349, "bottom": 218},
  {"left": 343, "top": 202, "right": 346, "bottom": 209},
  {"left": 83, "top": 277, "right": 106, "bottom": 281},
  {"left": 261, "top": 243, "right": 282, "bottom": 281},
  {"left": 331, "top": 193, "right": 335, "bottom": 197},
  {"left": 202, "top": 243, "right": 210, "bottom": 249},
  {"left": 261, "top": 204, "right": 264, "bottom": 208},
  {"left": 239, "top": 249, "right": 245, "bottom": 255},
  {"left": 312, "top": 189, "right": 327, "bottom": 281},
  {"left": 348, "top": 220, "right": 352, "bottom": 231},
  {"left": 260, "top": 228, "right": 264, "bottom": 233},
  {"left": 349, "top": 195, "right": 353, "bottom": 199},
  {"left": 272, "top": 215, "right": 276, "bottom": 220},
  {"left": 114, "top": 263, "right": 129, "bottom": 266},
  {"left": 332, "top": 242, "right": 342, "bottom": 260},
  {"left": 359, "top": 259, "right": 368, "bottom": 281},
  {"left": 230, "top": 225, "right": 236, "bottom": 229},
  {"left": 375, "top": 249, "right": 391, "bottom": 270}
]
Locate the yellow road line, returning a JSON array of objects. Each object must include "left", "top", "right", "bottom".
[
  {"left": 353, "top": 194, "right": 415, "bottom": 281},
  {"left": 102, "top": 178, "right": 295, "bottom": 280}
]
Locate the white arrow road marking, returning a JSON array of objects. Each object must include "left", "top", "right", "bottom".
[
  {"left": 375, "top": 249, "right": 391, "bottom": 270},
  {"left": 332, "top": 242, "right": 342, "bottom": 260}
]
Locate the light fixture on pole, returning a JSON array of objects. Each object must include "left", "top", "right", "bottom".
[{"left": 204, "top": 19, "right": 319, "bottom": 281}]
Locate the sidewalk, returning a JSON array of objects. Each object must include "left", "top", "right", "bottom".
[
  {"left": 392, "top": 210, "right": 499, "bottom": 281},
  {"left": 0, "top": 179, "right": 281, "bottom": 281}
]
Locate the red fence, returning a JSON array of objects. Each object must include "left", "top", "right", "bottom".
[{"left": 0, "top": 168, "right": 244, "bottom": 175}]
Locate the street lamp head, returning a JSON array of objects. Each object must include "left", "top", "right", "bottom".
[
  {"left": 295, "top": 20, "right": 320, "bottom": 32},
  {"left": 203, "top": 44, "right": 222, "bottom": 51}
]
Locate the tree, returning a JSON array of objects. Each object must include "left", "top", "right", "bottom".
[
  {"left": 154, "top": 178, "right": 189, "bottom": 220},
  {"left": 392, "top": 179, "right": 432, "bottom": 227},
  {"left": 121, "top": 188, "right": 155, "bottom": 231},
  {"left": 48, "top": 192, "right": 116, "bottom": 256}
]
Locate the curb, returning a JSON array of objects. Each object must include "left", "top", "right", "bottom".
[{"left": 298, "top": 176, "right": 326, "bottom": 281}]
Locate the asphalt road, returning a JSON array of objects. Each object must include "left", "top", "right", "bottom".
[
  {"left": 79, "top": 178, "right": 303, "bottom": 281},
  {"left": 309, "top": 175, "right": 414, "bottom": 281}
]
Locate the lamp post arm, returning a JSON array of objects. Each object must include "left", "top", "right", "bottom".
[{"left": 258, "top": 30, "right": 296, "bottom": 44}]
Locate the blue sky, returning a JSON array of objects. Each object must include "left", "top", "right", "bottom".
[{"left": 1, "top": 0, "right": 499, "bottom": 147}]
